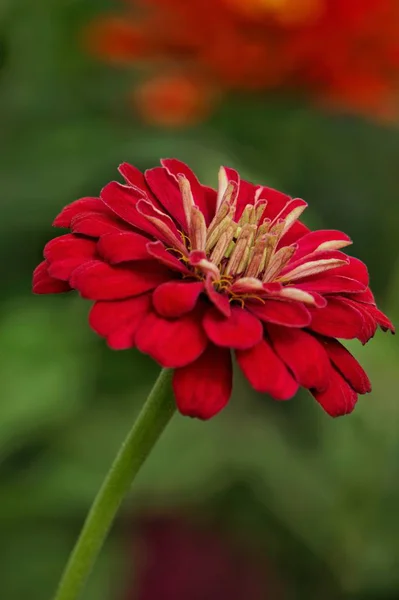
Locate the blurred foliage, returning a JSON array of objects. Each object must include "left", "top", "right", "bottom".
[{"left": 1, "top": 0, "right": 398, "bottom": 599}]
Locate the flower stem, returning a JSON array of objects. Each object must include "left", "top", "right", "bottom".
[{"left": 53, "top": 368, "right": 175, "bottom": 600}]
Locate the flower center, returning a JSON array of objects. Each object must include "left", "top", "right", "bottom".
[
  {"left": 206, "top": 200, "right": 293, "bottom": 282},
  {"left": 140, "top": 169, "right": 349, "bottom": 306},
  {"left": 176, "top": 173, "right": 307, "bottom": 292}
]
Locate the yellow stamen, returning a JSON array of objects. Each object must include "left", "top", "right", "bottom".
[
  {"left": 178, "top": 231, "right": 192, "bottom": 250},
  {"left": 229, "top": 294, "right": 245, "bottom": 308},
  {"left": 166, "top": 247, "right": 190, "bottom": 263},
  {"left": 241, "top": 293, "right": 266, "bottom": 304}
]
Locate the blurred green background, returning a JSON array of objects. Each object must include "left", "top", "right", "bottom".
[{"left": 1, "top": 1, "right": 398, "bottom": 599}]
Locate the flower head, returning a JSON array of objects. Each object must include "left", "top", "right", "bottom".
[{"left": 33, "top": 160, "right": 394, "bottom": 419}]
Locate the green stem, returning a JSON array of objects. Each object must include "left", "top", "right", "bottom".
[{"left": 53, "top": 368, "right": 175, "bottom": 600}]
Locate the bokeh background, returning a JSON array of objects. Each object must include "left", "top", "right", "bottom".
[{"left": 1, "top": 0, "right": 399, "bottom": 598}]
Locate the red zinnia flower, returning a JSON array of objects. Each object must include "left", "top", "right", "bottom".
[{"left": 33, "top": 160, "right": 394, "bottom": 419}]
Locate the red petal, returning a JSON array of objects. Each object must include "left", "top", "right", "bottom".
[
  {"left": 135, "top": 309, "right": 208, "bottom": 368},
  {"left": 215, "top": 166, "right": 239, "bottom": 213},
  {"left": 230, "top": 280, "right": 281, "bottom": 295},
  {"left": 97, "top": 231, "right": 150, "bottom": 263},
  {"left": 222, "top": 166, "right": 240, "bottom": 183},
  {"left": 262, "top": 282, "right": 283, "bottom": 293},
  {"left": 308, "top": 297, "right": 365, "bottom": 340},
  {"left": 365, "top": 305, "right": 395, "bottom": 333},
  {"left": 280, "top": 249, "right": 349, "bottom": 280},
  {"left": 332, "top": 256, "right": 369, "bottom": 286},
  {"left": 203, "top": 186, "right": 218, "bottom": 225},
  {"left": 70, "top": 260, "right": 170, "bottom": 300},
  {"left": 189, "top": 250, "right": 220, "bottom": 278},
  {"left": 322, "top": 338, "right": 371, "bottom": 394},
  {"left": 44, "top": 234, "right": 97, "bottom": 280},
  {"left": 100, "top": 181, "right": 160, "bottom": 237},
  {"left": 234, "top": 179, "right": 257, "bottom": 221},
  {"left": 118, "top": 162, "right": 148, "bottom": 193},
  {"left": 248, "top": 299, "right": 311, "bottom": 327},
  {"left": 293, "top": 230, "right": 352, "bottom": 261},
  {"left": 147, "top": 241, "right": 192, "bottom": 275},
  {"left": 44, "top": 234, "right": 96, "bottom": 261},
  {"left": 71, "top": 211, "right": 127, "bottom": 237},
  {"left": 220, "top": 166, "right": 240, "bottom": 192},
  {"left": 153, "top": 281, "right": 204, "bottom": 317},
  {"left": 339, "top": 298, "right": 378, "bottom": 343},
  {"left": 295, "top": 275, "right": 366, "bottom": 294},
  {"left": 348, "top": 287, "right": 375, "bottom": 304},
  {"left": 173, "top": 345, "right": 232, "bottom": 419},
  {"left": 48, "top": 259, "right": 95, "bottom": 282},
  {"left": 89, "top": 294, "right": 151, "bottom": 349},
  {"left": 236, "top": 338, "right": 298, "bottom": 400},
  {"left": 205, "top": 275, "right": 231, "bottom": 317},
  {"left": 312, "top": 367, "right": 358, "bottom": 417},
  {"left": 257, "top": 186, "right": 292, "bottom": 221},
  {"left": 278, "top": 221, "right": 309, "bottom": 248},
  {"left": 268, "top": 326, "right": 330, "bottom": 392},
  {"left": 203, "top": 306, "right": 263, "bottom": 349},
  {"left": 145, "top": 167, "right": 187, "bottom": 229},
  {"left": 276, "top": 288, "right": 327, "bottom": 308},
  {"left": 161, "top": 158, "right": 212, "bottom": 224},
  {"left": 136, "top": 198, "right": 188, "bottom": 252},
  {"left": 272, "top": 197, "right": 307, "bottom": 225},
  {"left": 32, "top": 261, "right": 71, "bottom": 294},
  {"left": 52, "top": 197, "right": 107, "bottom": 228}
]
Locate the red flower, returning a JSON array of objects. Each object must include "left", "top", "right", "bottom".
[
  {"left": 33, "top": 160, "right": 394, "bottom": 419},
  {"left": 84, "top": 0, "right": 399, "bottom": 124}
]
